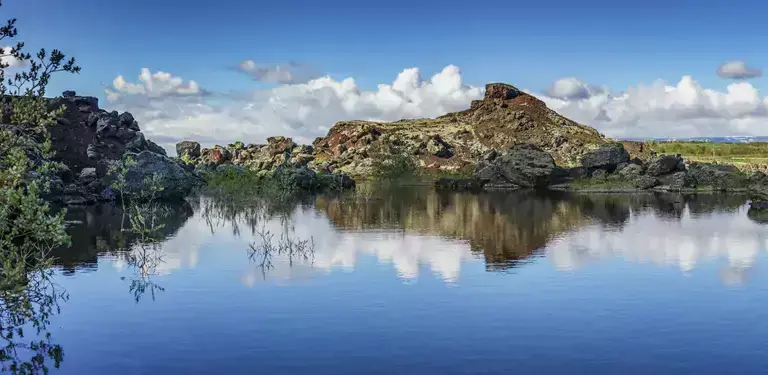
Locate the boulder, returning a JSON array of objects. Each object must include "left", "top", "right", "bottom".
[
  {"left": 79, "top": 167, "right": 97, "bottom": 181},
  {"left": 619, "top": 164, "right": 643, "bottom": 180},
  {"left": 103, "top": 151, "right": 199, "bottom": 201},
  {"left": 477, "top": 144, "right": 567, "bottom": 188},
  {"left": 580, "top": 143, "right": 630, "bottom": 172},
  {"left": 688, "top": 162, "right": 745, "bottom": 190},
  {"left": 426, "top": 136, "right": 453, "bottom": 158},
  {"left": 659, "top": 171, "right": 694, "bottom": 190},
  {"left": 267, "top": 136, "right": 296, "bottom": 156},
  {"left": 483, "top": 83, "right": 524, "bottom": 101},
  {"left": 176, "top": 141, "right": 202, "bottom": 159},
  {"left": 646, "top": 155, "right": 684, "bottom": 176},
  {"left": 634, "top": 175, "right": 659, "bottom": 189}
]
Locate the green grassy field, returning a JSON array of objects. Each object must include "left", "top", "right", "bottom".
[
  {"left": 646, "top": 141, "right": 768, "bottom": 158},
  {"left": 645, "top": 141, "right": 768, "bottom": 173}
]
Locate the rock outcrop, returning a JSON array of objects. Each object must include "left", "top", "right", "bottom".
[
  {"left": 473, "top": 144, "right": 568, "bottom": 189},
  {"left": 103, "top": 151, "right": 200, "bottom": 201},
  {"left": 306, "top": 83, "right": 607, "bottom": 176},
  {"left": 1, "top": 91, "right": 196, "bottom": 205},
  {"left": 580, "top": 143, "right": 630, "bottom": 173},
  {"left": 180, "top": 136, "right": 356, "bottom": 193}
]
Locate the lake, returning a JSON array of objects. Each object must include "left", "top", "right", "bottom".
[{"left": 20, "top": 187, "right": 768, "bottom": 374}]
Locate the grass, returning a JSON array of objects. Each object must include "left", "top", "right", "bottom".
[
  {"left": 569, "top": 177, "right": 634, "bottom": 190},
  {"left": 646, "top": 141, "right": 768, "bottom": 158},
  {"left": 645, "top": 141, "right": 768, "bottom": 173}
]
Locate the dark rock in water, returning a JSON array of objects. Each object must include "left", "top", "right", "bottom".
[
  {"left": 176, "top": 141, "right": 202, "bottom": 159},
  {"left": 659, "top": 171, "right": 694, "bottom": 190},
  {"left": 480, "top": 144, "right": 567, "bottom": 188},
  {"left": 748, "top": 171, "right": 768, "bottom": 208},
  {"left": 634, "top": 175, "right": 659, "bottom": 189},
  {"left": 580, "top": 143, "right": 630, "bottom": 172},
  {"left": 688, "top": 162, "right": 744, "bottom": 190},
  {"left": 103, "top": 151, "right": 199, "bottom": 201},
  {"left": 646, "top": 155, "right": 684, "bottom": 176},
  {"left": 748, "top": 205, "right": 768, "bottom": 224},
  {"left": 435, "top": 178, "right": 484, "bottom": 191}
]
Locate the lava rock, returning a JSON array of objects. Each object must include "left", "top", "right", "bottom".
[{"left": 580, "top": 143, "right": 630, "bottom": 172}]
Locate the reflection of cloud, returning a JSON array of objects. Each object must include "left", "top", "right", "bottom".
[{"left": 546, "top": 205, "right": 768, "bottom": 279}]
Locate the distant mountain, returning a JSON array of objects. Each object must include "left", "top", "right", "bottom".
[{"left": 618, "top": 136, "right": 768, "bottom": 143}]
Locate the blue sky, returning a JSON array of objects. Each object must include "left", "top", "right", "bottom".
[
  {"left": 8, "top": 0, "right": 766, "bottom": 96},
  {"left": 5, "top": 0, "right": 768, "bottom": 147}
]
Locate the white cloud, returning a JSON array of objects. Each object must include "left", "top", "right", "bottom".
[
  {"left": 105, "top": 68, "right": 204, "bottom": 101},
  {"left": 532, "top": 75, "right": 768, "bottom": 138},
  {"left": 105, "top": 64, "right": 768, "bottom": 153},
  {"left": 237, "top": 60, "right": 318, "bottom": 84},
  {"left": 717, "top": 60, "right": 763, "bottom": 79},
  {"left": 105, "top": 65, "right": 483, "bottom": 153},
  {"left": 1, "top": 46, "right": 24, "bottom": 68},
  {"left": 546, "top": 77, "right": 606, "bottom": 100},
  {"left": 546, "top": 203, "right": 767, "bottom": 285}
]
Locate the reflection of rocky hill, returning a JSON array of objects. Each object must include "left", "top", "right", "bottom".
[
  {"left": 315, "top": 189, "right": 592, "bottom": 269},
  {"left": 314, "top": 187, "right": 751, "bottom": 270},
  {"left": 54, "top": 202, "right": 194, "bottom": 273}
]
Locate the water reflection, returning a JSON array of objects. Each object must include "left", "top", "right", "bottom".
[
  {"left": 55, "top": 187, "right": 768, "bottom": 287},
  {"left": 0, "top": 267, "right": 66, "bottom": 374}
]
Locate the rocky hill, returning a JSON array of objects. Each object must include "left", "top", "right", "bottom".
[
  {"left": 182, "top": 83, "right": 609, "bottom": 177},
  {"left": 1, "top": 91, "right": 198, "bottom": 205}
]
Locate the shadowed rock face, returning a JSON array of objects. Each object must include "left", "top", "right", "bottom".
[
  {"left": 1, "top": 92, "right": 182, "bottom": 206},
  {"left": 1, "top": 93, "right": 164, "bottom": 175}
]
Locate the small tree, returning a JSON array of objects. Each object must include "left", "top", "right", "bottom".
[{"left": 0, "top": 1, "right": 80, "bottom": 373}]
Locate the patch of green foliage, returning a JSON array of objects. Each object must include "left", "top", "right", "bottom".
[
  {"left": 370, "top": 153, "right": 418, "bottom": 181},
  {"left": 647, "top": 141, "right": 768, "bottom": 158},
  {"left": 369, "top": 153, "right": 473, "bottom": 184},
  {"left": 0, "top": 2, "right": 81, "bottom": 373},
  {"left": 201, "top": 167, "right": 348, "bottom": 202}
]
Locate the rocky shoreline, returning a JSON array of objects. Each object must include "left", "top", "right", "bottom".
[{"left": 9, "top": 84, "right": 768, "bottom": 214}]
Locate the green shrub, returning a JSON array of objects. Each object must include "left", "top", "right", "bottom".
[
  {"left": 371, "top": 153, "right": 418, "bottom": 180},
  {"left": 0, "top": 4, "right": 80, "bottom": 373}
]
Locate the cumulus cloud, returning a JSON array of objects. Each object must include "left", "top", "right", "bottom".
[
  {"left": 1, "top": 46, "right": 24, "bottom": 68},
  {"left": 546, "top": 203, "right": 767, "bottom": 285},
  {"left": 236, "top": 60, "right": 319, "bottom": 84},
  {"left": 105, "top": 68, "right": 205, "bottom": 101},
  {"left": 531, "top": 75, "right": 768, "bottom": 138},
  {"left": 105, "top": 65, "right": 483, "bottom": 153},
  {"left": 105, "top": 63, "right": 768, "bottom": 153},
  {"left": 546, "top": 77, "right": 606, "bottom": 100},
  {"left": 717, "top": 60, "right": 763, "bottom": 79}
]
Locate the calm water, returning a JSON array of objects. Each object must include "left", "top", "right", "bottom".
[{"left": 25, "top": 188, "right": 768, "bottom": 374}]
